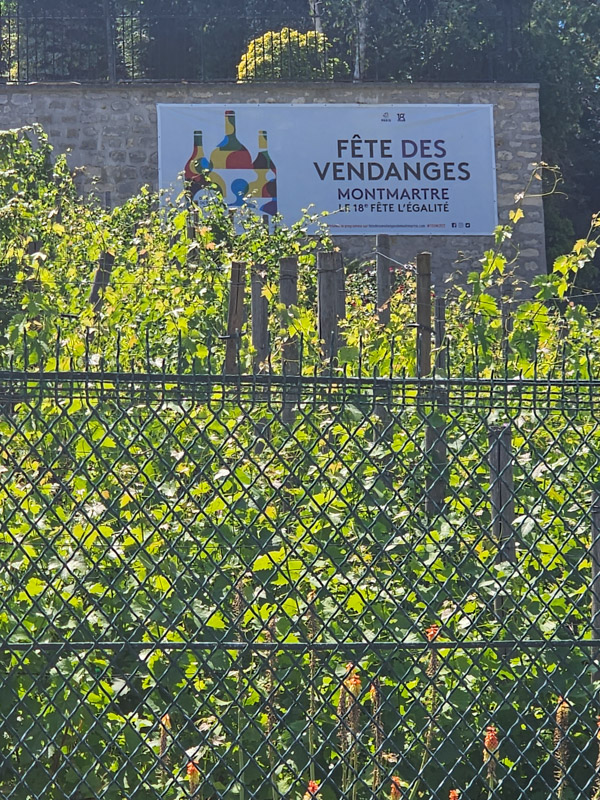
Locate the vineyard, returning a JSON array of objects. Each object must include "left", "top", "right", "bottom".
[{"left": 1, "top": 128, "right": 600, "bottom": 800}]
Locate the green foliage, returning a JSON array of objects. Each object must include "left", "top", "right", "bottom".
[
  {"left": 0, "top": 125, "right": 75, "bottom": 342},
  {"left": 3, "top": 130, "right": 600, "bottom": 798},
  {"left": 237, "top": 27, "right": 345, "bottom": 81}
]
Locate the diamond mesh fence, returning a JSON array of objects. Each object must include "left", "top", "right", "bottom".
[{"left": 1, "top": 368, "right": 600, "bottom": 799}]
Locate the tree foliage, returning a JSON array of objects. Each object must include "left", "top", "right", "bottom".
[
  {"left": 237, "top": 27, "right": 343, "bottom": 81},
  {"left": 317, "top": 0, "right": 600, "bottom": 280}
]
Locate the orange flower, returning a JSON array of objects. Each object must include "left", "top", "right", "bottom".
[
  {"left": 425, "top": 625, "right": 440, "bottom": 642},
  {"left": 449, "top": 790, "right": 460, "bottom": 800},
  {"left": 484, "top": 724, "right": 499, "bottom": 758},
  {"left": 344, "top": 664, "right": 361, "bottom": 696},
  {"left": 484, "top": 725, "right": 499, "bottom": 787},
  {"left": 390, "top": 775, "right": 402, "bottom": 799},
  {"left": 159, "top": 713, "right": 171, "bottom": 761},
  {"left": 187, "top": 761, "right": 200, "bottom": 793},
  {"left": 556, "top": 697, "right": 569, "bottom": 732},
  {"left": 303, "top": 780, "right": 320, "bottom": 799},
  {"left": 554, "top": 697, "right": 570, "bottom": 785}
]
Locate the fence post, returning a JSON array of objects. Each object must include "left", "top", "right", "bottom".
[
  {"left": 251, "top": 266, "right": 269, "bottom": 372},
  {"left": 502, "top": 301, "right": 513, "bottom": 363},
  {"left": 102, "top": 0, "right": 117, "bottom": 84},
  {"left": 376, "top": 233, "right": 391, "bottom": 326},
  {"left": 416, "top": 252, "right": 432, "bottom": 377},
  {"left": 434, "top": 296, "right": 448, "bottom": 384},
  {"left": 425, "top": 296, "right": 448, "bottom": 515},
  {"left": 280, "top": 256, "right": 299, "bottom": 425},
  {"left": 336, "top": 252, "right": 346, "bottom": 336},
  {"left": 318, "top": 251, "right": 343, "bottom": 362},
  {"left": 280, "top": 256, "right": 299, "bottom": 373},
  {"left": 89, "top": 252, "right": 115, "bottom": 314},
  {"left": 591, "top": 488, "right": 600, "bottom": 677},
  {"left": 488, "top": 424, "right": 516, "bottom": 621},
  {"left": 225, "top": 261, "right": 246, "bottom": 374}
]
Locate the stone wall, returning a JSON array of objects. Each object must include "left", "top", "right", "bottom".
[{"left": 0, "top": 82, "right": 545, "bottom": 287}]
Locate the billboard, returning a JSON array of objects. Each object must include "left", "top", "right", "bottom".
[{"left": 157, "top": 103, "right": 497, "bottom": 236}]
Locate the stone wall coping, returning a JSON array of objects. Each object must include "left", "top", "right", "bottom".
[{"left": 5, "top": 81, "right": 541, "bottom": 93}]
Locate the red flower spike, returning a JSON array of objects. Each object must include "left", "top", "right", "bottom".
[
  {"left": 390, "top": 775, "right": 402, "bottom": 799},
  {"left": 425, "top": 624, "right": 440, "bottom": 642},
  {"left": 302, "top": 780, "right": 320, "bottom": 799},
  {"left": 484, "top": 725, "right": 499, "bottom": 757},
  {"left": 187, "top": 761, "right": 200, "bottom": 793}
]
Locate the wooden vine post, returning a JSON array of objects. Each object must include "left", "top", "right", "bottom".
[
  {"left": 488, "top": 424, "right": 516, "bottom": 624},
  {"left": 591, "top": 487, "right": 600, "bottom": 678},
  {"left": 251, "top": 265, "right": 269, "bottom": 371},
  {"left": 317, "top": 251, "right": 344, "bottom": 362},
  {"left": 225, "top": 261, "right": 246, "bottom": 374},
  {"left": 280, "top": 256, "right": 299, "bottom": 424},
  {"left": 376, "top": 233, "right": 391, "bottom": 326}
]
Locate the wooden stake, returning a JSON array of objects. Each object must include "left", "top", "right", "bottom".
[
  {"left": 225, "top": 261, "right": 246, "bottom": 374},
  {"left": 317, "top": 251, "right": 343, "bottom": 362},
  {"left": 591, "top": 488, "right": 600, "bottom": 677},
  {"left": 279, "top": 256, "right": 299, "bottom": 374},
  {"left": 280, "top": 256, "right": 299, "bottom": 425},
  {"left": 434, "top": 296, "right": 447, "bottom": 382},
  {"left": 425, "top": 295, "right": 448, "bottom": 516},
  {"left": 376, "top": 234, "right": 391, "bottom": 326},
  {"left": 89, "top": 252, "right": 115, "bottom": 314},
  {"left": 251, "top": 265, "right": 268, "bottom": 372},
  {"left": 416, "top": 252, "right": 432, "bottom": 377},
  {"left": 488, "top": 424, "right": 516, "bottom": 621}
]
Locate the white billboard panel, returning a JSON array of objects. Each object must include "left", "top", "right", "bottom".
[{"left": 157, "top": 103, "right": 497, "bottom": 236}]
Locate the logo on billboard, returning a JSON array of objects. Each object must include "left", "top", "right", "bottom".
[{"left": 184, "top": 109, "right": 277, "bottom": 216}]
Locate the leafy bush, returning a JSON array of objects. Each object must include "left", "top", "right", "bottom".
[{"left": 237, "top": 27, "right": 345, "bottom": 81}]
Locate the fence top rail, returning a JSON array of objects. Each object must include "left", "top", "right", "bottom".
[
  {"left": 3, "top": 638, "right": 600, "bottom": 653},
  {"left": 3, "top": 368, "right": 600, "bottom": 388},
  {"left": 1, "top": 369, "right": 600, "bottom": 411}
]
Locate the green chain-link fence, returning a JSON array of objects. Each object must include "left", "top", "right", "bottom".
[{"left": 2, "top": 366, "right": 600, "bottom": 799}]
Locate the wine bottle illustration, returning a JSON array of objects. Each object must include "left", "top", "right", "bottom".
[
  {"left": 184, "top": 130, "right": 225, "bottom": 202},
  {"left": 251, "top": 129, "right": 277, "bottom": 217},
  {"left": 184, "top": 130, "right": 208, "bottom": 194},
  {"left": 209, "top": 110, "right": 257, "bottom": 207}
]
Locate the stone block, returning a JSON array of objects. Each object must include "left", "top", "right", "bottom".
[
  {"left": 519, "top": 248, "right": 540, "bottom": 258},
  {"left": 10, "top": 93, "right": 32, "bottom": 105},
  {"left": 128, "top": 151, "right": 147, "bottom": 164},
  {"left": 140, "top": 166, "right": 158, "bottom": 183},
  {"left": 520, "top": 222, "right": 545, "bottom": 234},
  {"left": 111, "top": 100, "right": 131, "bottom": 112},
  {"left": 80, "top": 139, "right": 100, "bottom": 151}
]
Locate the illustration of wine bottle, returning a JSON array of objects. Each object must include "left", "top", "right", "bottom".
[
  {"left": 184, "top": 131, "right": 208, "bottom": 196},
  {"left": 251, "top": 130, "right": 277, "bottom": 217},
  {"left": 184, "top": 130, "right": 225, "bottom": 202},
  {"left": 209, "top": 110, "right": 256, "bottom": 207}
]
